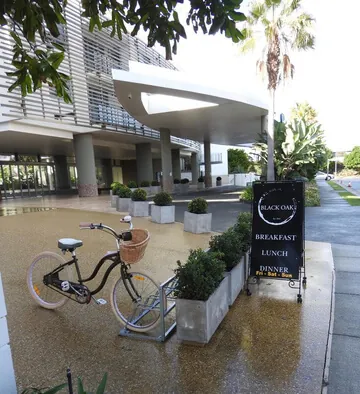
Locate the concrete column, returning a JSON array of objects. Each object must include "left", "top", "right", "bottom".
[
  {"left": 54, "top": 155, "right": 71, "bottom": 190},
  {"left": 204, "top": 141, "right": 212, "bottom": 188},
  {"left": 101, "top": 158, "right": 113, "bottom": 187},
  {"left": 171, "top": 149, "right": 181, "bottom": 181},
  {"left": 73, "top": 133, "right": 98, "bottom": 197},
  {"left": 136, "top": 143, "right": 153, "bottom": 184},
  {"left": 160, "top": 128, "right": 173, "bottom": 192},
  {"left": 191, "top": 152, "right": 199, "bottom": 184}
]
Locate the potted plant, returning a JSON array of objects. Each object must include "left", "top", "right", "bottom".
[
  {"left": 173, "top": 178, "right": 180, "bottom": 192},
  {"left": 184, "top": 197, "right": 212, "bottom": 234},
  {"left": 129, "top": 188, "right": 149, "bottom": 217},
  {"left": 127, "top": 180, "right": 138, "bottom": 193},
  {"left": 197, "top": 176, "right": 205, "bottom": 190},
  {"left": 216, "top": 176, "right": 222, "bottom": 187},
  {"left": 151, "top": 180, "right": 161, "bottom": 195},
  {"left": 175, "top": 249, "right": 228, "bottom": 344},
  {"left": 179, "top": 178, "right": 190, "bottom": 193},
  {"left": 151, "top": 192, "right": 175, "bottom": 224},
  {"left": 140, "top": 180, "right": 151, "bottom": 195},
  {"left": 209, "top": 227, "right": 245, "bottom": 306},
  {"left": 116, "top": 185, "right": 132, "bottom": 212},
  {"left": 110, "top": 182, "right": 122, "bottom": 208}
]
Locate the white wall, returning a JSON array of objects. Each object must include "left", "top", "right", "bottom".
[
  {"left": 0, "top": 273, "right": 17, "bottom": 394},
  {"left": 200, "top": 143, "right": 229, "bottom": 176}
]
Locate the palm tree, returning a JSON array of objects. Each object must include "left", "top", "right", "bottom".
[{"left": 239, "top": 0, "right": 315, "bottom": 181}]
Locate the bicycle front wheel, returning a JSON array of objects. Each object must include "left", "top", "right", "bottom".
[
  {"left": 27, "top": 251, "right": 73, "bottom": 309},
  {"left": 110, "top": 269, "right": 163, "bottom": 333}
]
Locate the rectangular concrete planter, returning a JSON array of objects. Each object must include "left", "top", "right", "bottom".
[
  {"left": 151, "top": 204, "right": 175, "bottom": 224},
  {"left": 111, "top": 194, "right": 118, "bottom": 208},
  {"left": 117, "top": 197, "right": 131, "bottom": 212},
  {"left": 129, "top": 200, "right": 149, "bottom": 217},
  {"left": 141, "top": 187, "right": 151, "bottom": 195},
  {"left": 174, "top": 184, "right": 180, "bottom": 193},
  {"left": 151, "top": 186, "right": 161, "bottom": 195},
  {"left": 176, "top": 276, "right": 229, "bottom": 344},
  {"left": 224, "top": 255, "right": 246, "bottom": 306},
  {"left": 184, "top": 211, "right": 212, "bottom": 234},
  {"left": 198, "top": 182, "right": 205, "bottom": 190},
  {"left": 179, "top": 184, "right": 189, "bottom": 193}
]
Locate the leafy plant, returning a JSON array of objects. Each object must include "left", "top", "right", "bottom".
[
  {"left": 344, "top": 146, "right": 360, "bottom": 171},
  {"left": 77, "top": 373, "right": 107, "bottom": 394},
  {"left": 21, "top": 383, "right": 66, "bottom": 394},
  {"left": 216, "top": 176, "right": 222, "bottom": 181},
  {"left": 233, "top": 212, "right": 252, "bottom": 253},
  {"left": 140, "top": 180, "right": 150, "bottom": 187},
  {"left": 151, "top": 180, "right": 160, "bottom": 186},
  {"left": 117, "top": 185, "right": 132, "bottom": 198},
  {"left": 127, "top": 181, "right": 138, "bottom": 189},
  {"left": 209, "top": 227, "right": 243, "bottom": 271},
  {"left": 228, "top": 149, "right": 252, "bottom": 173},
  {"left": 240, "top": 186, "right": 253, "bottom": 202},
  {"left": 131, "top": 188, "right": 147, "bottom": 201},
  {"left": 153, "top": 192, "right": 172, "bottom": 206},
  {"left": 188, "top": 197, "right": 208, "bottom": 214},
  {"left": 111, "top": 182, "right": 122, "bottom": 194},
  {"left": 198, "top": 176, "right": 204, "bottom": 183},
  {"left": 173, "top": 179, "right": 180, "bottom": 184},
  {"left": 180, "top": 178, "right": 189, "bottom": 184},
  {"left": 305, "top": 181, "right": 320, "bottom": 207},
  {"left": 174, "top": 249, "right": 225, "bottom": 301}
]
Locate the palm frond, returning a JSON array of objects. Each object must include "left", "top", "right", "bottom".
[
  {"left": 256, "top": 60, "right": 267, "bottom": 81},
  {"left": 250, "top": 2, "right": 267, "bottom": 21},
  {"left": 283, "top": 54, "right": 292, "bottom": 79},
  {"left": 238, "top": 28, "right": 257, "bottom": 53},
  {"left": 290, "top": 12, "right": 316, "bottom": 50},
  {"left": 292, "top": 30, "right": 315, "bottom": 50}
]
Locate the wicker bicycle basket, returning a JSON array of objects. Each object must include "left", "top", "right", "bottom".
[{"left": 120, "top": 228, "right": 150, "bottom": 265}]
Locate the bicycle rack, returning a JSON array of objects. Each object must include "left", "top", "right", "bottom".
[{"left": 119, "top": 275, "right": 177, "bottom": 342}]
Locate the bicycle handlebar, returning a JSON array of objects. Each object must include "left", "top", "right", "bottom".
[{"left": 79, "top": 217, "right": 133, "bottom": 240}]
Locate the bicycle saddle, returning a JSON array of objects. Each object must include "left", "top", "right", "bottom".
[{"left": 58, "top": 238, "right": 83, "bottom": 251}]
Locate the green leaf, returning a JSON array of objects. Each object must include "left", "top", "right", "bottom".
[
  {"left": 52, "top": 42, "right": 65, "bottom": 52},
  {"left": 43, "top": 383, "right": 67, "bottom": 394},
  {"left": 95, "top": 373, "right": 108, "bottom": 394},
  {"left": 77, "top": 377, "right": 86, "bottom": 394},
  {"left": 50, "top": 52, "right": 65, "bottom": 69},
  {"left": 209, "top": 16, "right": 226, "bottom": 35},
  {"left": 229, "top": 11, "right": 246, "bottom": 22},
  {"left": 102, "top": 20, "right": 113, "bottom": 28},
  {"left": 10, "top": 31, "right": 22, "bottom": 47}
]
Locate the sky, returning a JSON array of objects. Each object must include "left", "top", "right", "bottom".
[{"left": 138, "top": 0, "right": 359, "bottom": 152}]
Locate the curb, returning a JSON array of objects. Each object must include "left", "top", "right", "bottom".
[{"left": 321, "top": 247, "right": 336, "bottom": 394}]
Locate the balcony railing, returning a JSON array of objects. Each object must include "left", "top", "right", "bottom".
[{"left": 200, "top": 153, "right": 223, "bottom": 164}]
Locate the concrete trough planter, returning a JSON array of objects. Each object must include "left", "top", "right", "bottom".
[
  {"left": 111, "top": 194, "right": 118, "bottom": 208},
  {"left": 184, "top": 211, "right": 212, "bottom": 234},
  {"left": 174, "top": 184, "right": 180, "bottom": 193},
  {"left": 117, "top": 197, "right": 131, "bottom": 213},
  {"left": 150, "top": 186, "right": 161, "bottom": 195},
  {"left": 198, "top": 182, "right": 205, "bottom": 190},
  {"left": 180, "top": 184, "right": 189, "bottom": 193},
  {"left": 176, "top": 276, "right": 229, "bottom": 344},
  {"left": 141, "top": 187, "right": 151, "bottom": 195},
  {"left": 129, "top": 201, "right": 149, "bottom": 217},
  {"left": 224, "top": 255, "right": 246, "bottom": 306},
  {"left": 151, "top": 205, "right": 175, "bottom": 224}
]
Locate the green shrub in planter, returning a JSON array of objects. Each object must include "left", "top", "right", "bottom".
[
  {"left": 198, "top": 176, "right": 204, "bottom": 183},
  {"left": 174, "top": 249, "right": 225, "bottom": 301},
  {"left": 209, "top": 227, "right": 243, "bottom": 271},
  {"left": 153, "top": 191, "right": 172, "bottom": 206},
  {"left": 180, "top": 178, "right": 189, "bottom": 184},
  {"left": 111, "top": 181, "right": 122, "bottom": 194},
  {"left": 117, "top": 185, "right": 132, "bottom": 198},
  {"left": 241, "top": 186, "right": 253, "bottom": 202},
  {"left": 216, "top": 177, "right": 222, "bottom": 181},
  {"left": 151, "top": 180, "right": 160, "bottom": 186},
  {"left": 173, "top": 178, "right": 180, "bottom": 184},
  {"left": 131, "top": 188, "right": 147, "bottom": 201},
  {"left": 140, "top": 180, "right": 150, "bottom": 187},
  {"left": 127, "top": 180, "right": 138, "bottom": 188},
  {"left": 233, "top": 212, "right": 252, "bottom": 253},
  {"left": 188, "top": 197, "right": 208, "bottom": 214}
]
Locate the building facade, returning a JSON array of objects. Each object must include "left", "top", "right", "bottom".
[{"left": 0, "top": 0, "right": 202, "bottom": 198}]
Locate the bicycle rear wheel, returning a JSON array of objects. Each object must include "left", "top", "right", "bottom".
[
  {"left": 110, "top": 269, "right": 163, "bottom": 333},
  {"left": 27, "top": 251, "right": 73, "bottom": 309}
]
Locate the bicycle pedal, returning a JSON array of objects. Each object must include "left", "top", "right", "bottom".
[{"left": 95, "top": 298, "right": 107, "bottom": 305}]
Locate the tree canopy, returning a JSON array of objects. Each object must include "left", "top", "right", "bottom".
[
  {"left": 344, "top": 146, "right": 360, "bottom": 171},
  {"left": 228, "top": 148, "right": 252, "bottom": 173},
  {"left": 1, "top": 0, "right": 246, "bottom": 103}
]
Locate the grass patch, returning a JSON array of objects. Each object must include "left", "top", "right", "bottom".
[
  {"left": 328, "top": 181, "right": 345, "bottom": 191},
  {"left": 338, "top": 192, "right": 360, "bottom": 206},
  {"left": 327, "top": 181, "right": 360, "bottom": 206}
]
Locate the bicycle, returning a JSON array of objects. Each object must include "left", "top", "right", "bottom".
[{"left": 27, "top": 216, "right": 164, "bottom": 333}]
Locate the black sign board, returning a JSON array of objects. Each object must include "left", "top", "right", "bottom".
[{"left": 250, "top": 181, "right": 304, "bottom": 280}]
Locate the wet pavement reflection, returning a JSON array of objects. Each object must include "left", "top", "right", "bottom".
[{"left": 0, "top": 207, "right": 55, "bottom": 216}]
